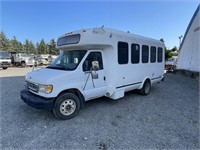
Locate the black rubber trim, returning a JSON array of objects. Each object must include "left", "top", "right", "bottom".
[
  {"left": 151, "top": 77, "right": 162, "bottom": 80},
  {"left": 116, "top": 82, "right": 142, "bottom": 89},
  {"left": 116, "top": 76, "right": 162, "bottom": 89}
]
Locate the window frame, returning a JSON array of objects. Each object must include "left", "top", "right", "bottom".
[
  {"left": 57, "top": 34, "right": 81, "bottom": 46},
  {"left": 131, "top": 43, "right": 140, "bottom": 64},
  {"left": 118, "top": 41, "right": 129, "bottom": 64},
  {"left": 142, "top": 45, "right": 149, "bottom": 63},
  {"left": 150, "top": 46, "right": 156, "bottom": 63},
  {"left": 157, "top": 47, "right": 163, "bottom": 63}
]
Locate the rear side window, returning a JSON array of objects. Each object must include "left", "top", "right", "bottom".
[
  {"left": 118, "top": 42, "right": 128, "bottom": 64},
  {"left": 83, "top": 52, "right": 103, "bottom": 71},
  {"left": 150, "top": 46, "right": 156, "bottom": 63},
  {"left": 142, "top": 45, "right": 149, "bottom": 63},
  {"left": 131, "top": 44, "right": 140, "bottom": 64},
  {"left": 158, "top": 47, "right": 163, "bottom": 62}
]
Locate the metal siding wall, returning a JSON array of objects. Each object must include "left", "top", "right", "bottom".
[{"left": 177, "top": 5, "right": 200, "bottom": 72}]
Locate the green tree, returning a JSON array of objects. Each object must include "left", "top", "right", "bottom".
[
  {"left": 38, "top": 39, "right": 48, "bottom": 54},
  {"left": 23, "top": 39, "right": 36, "bottom": 54},
  {"left": 0, "top": 31, "right": 10, "bottom": 50},
  {"left": 160, "top": 38, "right": 165, "bottom": 43},
  {"left": 29, "top": 41, "right": 36, "bottom": 54},
  {"left": 165, "top": 50, "right": 173, "bottom": 60},
  {"left": 10, "top": 36, "right": 22, "bottom": 52},
  {"left": 160, "top": 38, "right": 171, "bottom": 60},
  {"left": 36, "top": 42, "right": 39, "bottom": 55},
  {"left": 171, "top": 46, "right": 178, "bottom": 52},
  {"left": 18, "top": 42, "right": 24, "bottom": 52},
  {"left": 49, "top": 39, "right": 58, "bottom": 55},
  {"left": 24, "top": 39, "right": 30, "bottom": 54}
]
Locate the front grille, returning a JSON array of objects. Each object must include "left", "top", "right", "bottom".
[
  {"left": 1, "top": 62, "right": 9, "bottom": 65},
  {"left": 26, "top": 81, "right": 38, "bottom": 93}
]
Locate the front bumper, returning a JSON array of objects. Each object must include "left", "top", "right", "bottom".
[
  {"left": 20, "top": 90, "right": 55, "bottom": 109},
  {"left": 0, "top": 63, "right": 11, "bottom": 68}
]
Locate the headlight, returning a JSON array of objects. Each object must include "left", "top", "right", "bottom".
[{"left": 38, "top": 84, "right": 53, "bottom": 94}]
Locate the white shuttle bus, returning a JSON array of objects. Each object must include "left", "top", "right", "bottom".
[{"left": 21, "top": 27, "right": 165, "bottom": 120}]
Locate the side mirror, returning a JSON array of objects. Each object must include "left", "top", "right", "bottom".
[{"left": 92, "top": 61, "right": 99, "bottom": 71}]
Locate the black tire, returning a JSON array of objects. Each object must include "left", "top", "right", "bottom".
[
  {"left": 2, "top": 67, "right": 7, "bottom": 70},
  {"left": 140, "top": 79, "right": 151, "bottom": 95},
  {"left": 53, "top": 93, "right": 80, "bottom": 120},
  {"left": 21, "top": 62, "right": 26, "bottom": 68}
]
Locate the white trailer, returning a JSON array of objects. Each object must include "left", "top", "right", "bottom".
[{"left": 21, "top": 27, "right": 165, "bottom": 120}]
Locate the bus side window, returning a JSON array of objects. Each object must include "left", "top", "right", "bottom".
[
  {"left": 118, "top": 42, "right": 128, "bottom": 64},
  {"left": 158, "top": 47, "right": 163, "bottom": 63},
  {"left": 150, "top": 46, "right": 156, "bottom": 63},
  {"left": 131, "top": 43, "right": 140, "bottom": 64},
  {"left": 142, "top": 45, "right": 149, "bottom": 63}
]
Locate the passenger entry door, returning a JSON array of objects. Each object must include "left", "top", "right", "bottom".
[{"left": 82, "top": 51, "right": 106, "bottom": 100}]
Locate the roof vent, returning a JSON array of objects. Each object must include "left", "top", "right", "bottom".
[{"left": 92, "top": 26, "right": 105, "bottom": 34}]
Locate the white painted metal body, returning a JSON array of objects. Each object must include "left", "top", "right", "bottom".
[
  {"left": 14, "top": 53, "right": 35, "bottom": 66},
  {"left": 0, "top": 51, "right": 11, "bottom": 69},
  {"left": 25, "top": 27, "right": 165, "bottom": 101}
]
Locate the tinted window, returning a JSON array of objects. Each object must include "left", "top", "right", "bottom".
[
  {"left": 57, "top": 34, "right": 80, "bottom": 46},
  {"left": 142, "top": 45, "right": 149, "bottom": 63},
  {"left": 131, "top": 44, "right": 140, "bottom": 64},
  {"left": 150, "top": 46, "right": 156, "bottom": 63},
  {"left": 83, "top": 52, "right": 103, "bottom": 71},
  {"left": 118, "top": 42, "right": 128, "bottom": 64},
  {"left": 158, "top": 47, "right": 163, "bottom": 62}
]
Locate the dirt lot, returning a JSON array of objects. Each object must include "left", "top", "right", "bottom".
[{"left": 0, "top": 67, "right": 199, "bottom": 150}]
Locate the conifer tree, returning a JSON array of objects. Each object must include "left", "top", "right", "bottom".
[{"left": 0, "top": 31, "right": 10, "bottom": 50}]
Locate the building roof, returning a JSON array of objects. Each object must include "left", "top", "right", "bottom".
[{"left": 180, "top": 4, "right": 200, "bottom": 50}]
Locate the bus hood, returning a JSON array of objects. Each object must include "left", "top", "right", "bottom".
[{"left": 25, "top": 68, "right": 69, "bottom": 84}]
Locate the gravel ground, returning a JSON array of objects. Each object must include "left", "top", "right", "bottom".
[{"left": 0, "top": 68, "right": 199, "bottom": 150}]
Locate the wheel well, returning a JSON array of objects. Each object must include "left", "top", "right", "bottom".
[
  {"left": 140, "top": 78, "right": 151, "bottom": 89},
  {"left": 145, "top": 78, "right": 151, "bottom": 84},
  {"left": 56, "top": 89, "right": 85, "bottom": 108}
]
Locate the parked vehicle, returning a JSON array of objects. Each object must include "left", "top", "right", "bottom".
[
  {"left": 21, "top": 27, "right": 165, "bottom": 120},
  {"left": 35, "top": 55, "right": 58, "bottom": 66},
  {"left": 0, "top": 51, "right": 11, "bottom": 69},
  {"left": 13, "top": 53, "right": 35, "bottom": 67},
  {"left": 165, "top": 56, "right": 178, "bottom": 71}
]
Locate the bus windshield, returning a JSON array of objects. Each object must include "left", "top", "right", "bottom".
[{"left": 48, "top": 50, "right": 87, "bottom": 71}]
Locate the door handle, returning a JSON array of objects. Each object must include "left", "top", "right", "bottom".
[{"left": 104, "top": 76, "right": 106, "bottom": 81}]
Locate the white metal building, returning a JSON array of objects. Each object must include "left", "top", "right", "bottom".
[{"left": 177, "top": 4, "right": 200, "bottom": 72}]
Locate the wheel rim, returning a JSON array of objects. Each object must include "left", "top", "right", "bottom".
[
  {"left": 144, "top": 82, "right": 150, "bottom": 94},
  {"left": 60, "top": 99, "right": 76, "bottom": 116}
]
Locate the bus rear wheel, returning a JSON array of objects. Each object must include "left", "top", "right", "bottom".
[{"left": 140, "top": 79, "right": 151, "bottom": 95}]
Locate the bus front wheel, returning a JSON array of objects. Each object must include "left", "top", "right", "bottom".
[{"left": 53, "top": 93, "right": 80, "bottom": 120}]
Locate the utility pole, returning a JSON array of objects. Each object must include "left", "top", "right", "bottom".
[{"left": 178, "top": 35, "right": 183, "bottom": 50}]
